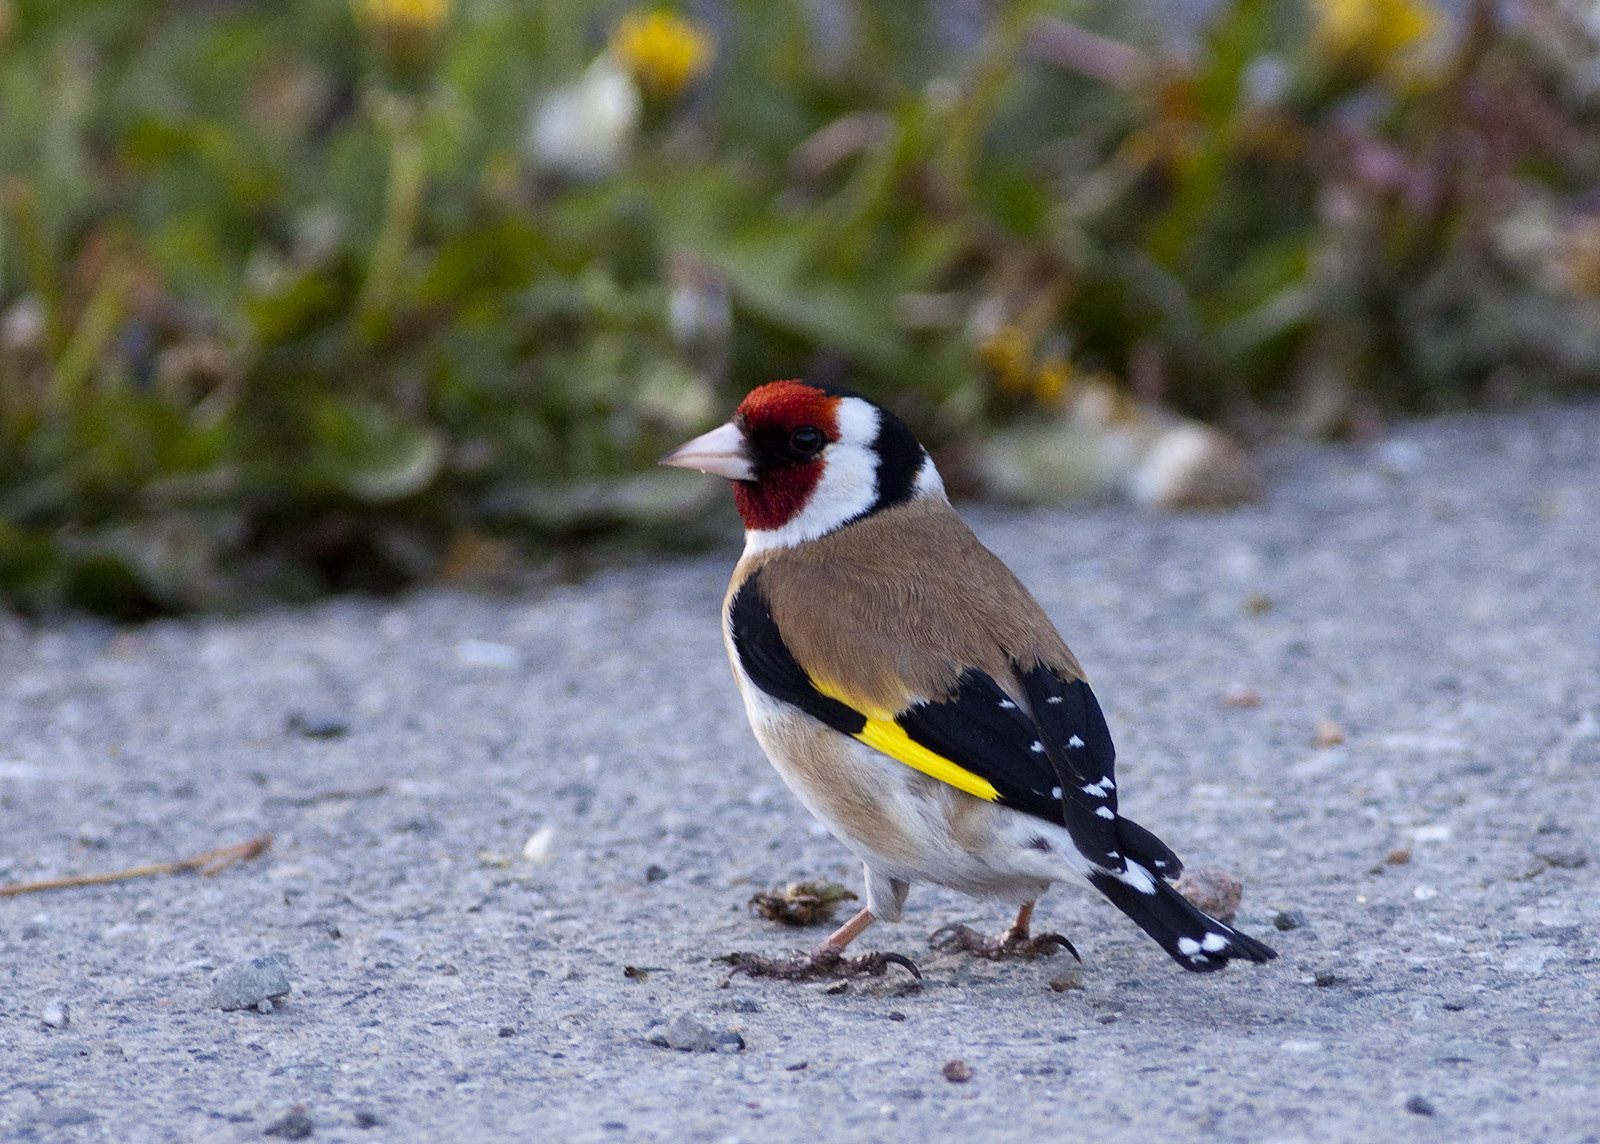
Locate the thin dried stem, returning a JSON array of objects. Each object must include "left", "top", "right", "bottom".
[{"left": 0, "top": 835, "right": 272, "bottom": 898}]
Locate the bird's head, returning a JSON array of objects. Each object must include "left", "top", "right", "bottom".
[{"left": 661, "top": 380, "right": 943, "bottom": 550}]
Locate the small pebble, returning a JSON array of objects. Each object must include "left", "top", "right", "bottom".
[
  {"left": 498, "top": 1027, "right": 516, "bottom": 1037},
  {"left": 1223, "top": 686, "right": 1262, "bottom": 709},
  {"left": 1405, "top": 1096, "right": 1436, "bottom": 1116},
  {"left": 786, "top": 1061, "right": 808, "bottom": 1072},
  {"left": 1048, "top": 969, "right": 1085, "bottom": 992},
  {"left": 210, "top": 955, "right": 292, "bottom": 1012},
  {"left": 455, "top": 638, "right": 520, "bottom": 668},
  {"left": 263, "top": 1107, "right": 314, "bottom": 1139},
  {"left": 1314, "top": 719, "right": 1346, "bottom": 748},
  {"left": 1385, "top": 848, "right": 1412, "bottom": 866},
  {"left": 728, "top": 995, "right": 761, "bottom": 1014},
  {"left": 40, "top": 999, "right": 69, "bottom": 1029},
  {"left": 1271, "top": 909, "right": 1306, "bottom": 931},
  {"left": 942, "top": 1059, "right": 974, "bottom": 1083},
  {"left": 644, "top": 864, "right": 669, "bottom": 883},
  {"left": 823, "top": 981, "right": 850, "bottom": 995},
  {"left": 353, "top": 1111, "right": 382, "bottom": 1129},
  {"left": 647, "top": 1012, "right": 742, "bottom": 1053},
  {"left": 285, "top": 711, "right": 348, "bottom": 740},
  {"left": 521, "top": 828, "right": 555, "bottom": 864},
  {"left": 1313, "top": 970, "right": 1339, "bottom": 987},
  {"left": 1173, "top": 868, "right": 1243, "bottom": 920},
  {"left": 887, "top": 1010, "right": 907, "bottom": 1021}
]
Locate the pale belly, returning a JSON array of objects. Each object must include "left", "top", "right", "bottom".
[{"left": 737, "top": 682, "right": 1081, "bottom": 905}]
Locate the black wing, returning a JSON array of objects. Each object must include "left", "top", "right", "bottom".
[{"left": 729, "top": 572, "right": 1136, "bottom": 871}]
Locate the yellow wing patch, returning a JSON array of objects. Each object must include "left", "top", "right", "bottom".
[{"left": 811, "top": 679, "right": 1001, "bottom": 803}]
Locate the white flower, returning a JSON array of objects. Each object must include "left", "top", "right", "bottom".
[{"left": 526, "top": 54, "right": 641, "bottom": 180}]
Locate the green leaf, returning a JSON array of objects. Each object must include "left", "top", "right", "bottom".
[{"left": 307, "top": 397, "right": 444, "bottom": 504}]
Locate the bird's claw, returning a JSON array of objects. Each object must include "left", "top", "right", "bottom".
[
  {"left": 928, "top": 923, "right": 1081, "bottom": 963},
  {"left": 720, "top": 946, "right": 922, "bottom": 982}
]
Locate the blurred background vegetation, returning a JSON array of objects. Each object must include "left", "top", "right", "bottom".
[{"left": 3, "top": 0, "right": 1600, "bottom": 616}]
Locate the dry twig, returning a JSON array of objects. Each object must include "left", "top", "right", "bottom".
[{"left": 0, "top": 834, "right": 272, "bottom": 898}]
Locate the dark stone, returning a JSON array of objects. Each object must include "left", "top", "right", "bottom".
[
  {"left": 285, "top": 711, "right": 349, "bottom": 740},
  {"left": 263, "top": 1108, "right": 314, "bottom": 1138}
]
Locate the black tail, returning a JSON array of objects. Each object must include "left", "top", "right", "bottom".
[{"left": 1088, "top": 866, "right": 1277, "bottom": 973}]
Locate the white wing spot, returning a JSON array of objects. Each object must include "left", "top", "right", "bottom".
[
  {"left": 998, "top": 699, "right": 1017, "bottom": 710},
  {"left": 1030, "top": 740, "right": 1045, "bottom": 754},
  {"left": 1119, "top": 861, "right": 1157, "bottom": 894},
  {"left": 1067, "top": 735, "right": 1085, "bottom": 749},
  {"left": 1177, "top": 937, "right": 1202, "bottom": 957},
  {"left": 1082, "top": 783, "right": 1108, "bottom": 798},
  {"left": 1201, "top": 933, "right": 1229, "bottom": 952},
  {"left": 1094, "top": 806, "right": 1115, "bottom": 819},
  {"left": 1050, "top": 786, "right": 1063, "bottom": 800},
  {"left": 1046, "top": 695, "right": 1063, "bottom": 704}
]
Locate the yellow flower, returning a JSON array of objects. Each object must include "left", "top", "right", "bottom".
[
  {"left": 1033, "top": 357, "right": 1074, "bottom": 406},
  {"left": 353, "top": 0, "right": 452, "bottom": 80},
  {"left": 1313, "top": 0, "right": 1442, "bottom": 83},
  {"left": 354, "top": 0, "right": 450, "bottom": 35},
  {"left": 611, "top": 10, "right": 715, "bottom": 101},
  {"left": 978, "top": 324, "right": 1034, "bottom": 399}
]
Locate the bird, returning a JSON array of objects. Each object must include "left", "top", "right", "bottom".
[{"left": 660, "top": 380, "right": 1276, "bottom": 980}]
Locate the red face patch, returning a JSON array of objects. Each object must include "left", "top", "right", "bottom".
[{"left": 730, "top": 381, "right": 840, "bottom": 531}]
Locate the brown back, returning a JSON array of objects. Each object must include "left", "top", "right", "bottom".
[{"left": 735, "top": 497, "right": 1083, "bottom": 715}]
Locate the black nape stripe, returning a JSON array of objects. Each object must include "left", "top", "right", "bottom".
[
  {"left": 728, "top": 573, "right": 866, "bottom": 737},
  {"left": 867, "top": 406, "right": 924, "bottom": 516}
]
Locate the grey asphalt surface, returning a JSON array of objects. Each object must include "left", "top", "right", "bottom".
[{"left": 4, "top": 403, "right": 1600, "bottom": 1144}]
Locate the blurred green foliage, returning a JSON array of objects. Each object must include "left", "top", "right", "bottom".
[{"left": 2, "top": 0, "right": 1599, "bottom": 614}]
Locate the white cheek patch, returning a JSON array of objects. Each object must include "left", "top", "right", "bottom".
[{"left": 742, "top": 400, "right": 881, "bottom": 555}]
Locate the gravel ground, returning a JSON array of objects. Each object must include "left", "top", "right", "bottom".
[{"left": 3, "top": 403, "right": 1599, "bottom": 1144}]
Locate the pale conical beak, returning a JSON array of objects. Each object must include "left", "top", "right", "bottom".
[{"left": 659, "top": 421, "right": 754, "bottom": 481}]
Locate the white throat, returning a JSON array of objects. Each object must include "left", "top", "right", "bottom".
[{"left": 741, "top": 398, "right": 947, "bottom": 557}]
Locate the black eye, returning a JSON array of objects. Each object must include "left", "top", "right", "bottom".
[{"left": 789, "top": 426, "right": 825, "bottom": 457}]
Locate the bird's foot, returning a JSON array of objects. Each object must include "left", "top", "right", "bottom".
[
  {"left": 928, "top": 923, "right": 1080, "bottom": 962},
  {"left": 720, "top": 946, "right": 921, "bottom": 982}
]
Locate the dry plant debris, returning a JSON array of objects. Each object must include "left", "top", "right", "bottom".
[
  {"left": 0, "top": 835, "right": 271, "bottom": 898},
  {"left": 747, "top": 879, "right": 858, "bottom": 926}
]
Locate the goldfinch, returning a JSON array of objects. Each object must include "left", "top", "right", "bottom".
[{"left": 662, "top": 380, "right": 1276, "bottom": 978}]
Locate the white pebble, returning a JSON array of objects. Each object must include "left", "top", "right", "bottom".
[
  {"left": 456, "top": 639, "right": 520, "bottom": 669},
  {"left": 522, "top": 827, "right": 556, "bottom": 864},
  {"left": 41, "top": 999, "right": 69, "bottom": 1029}
]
